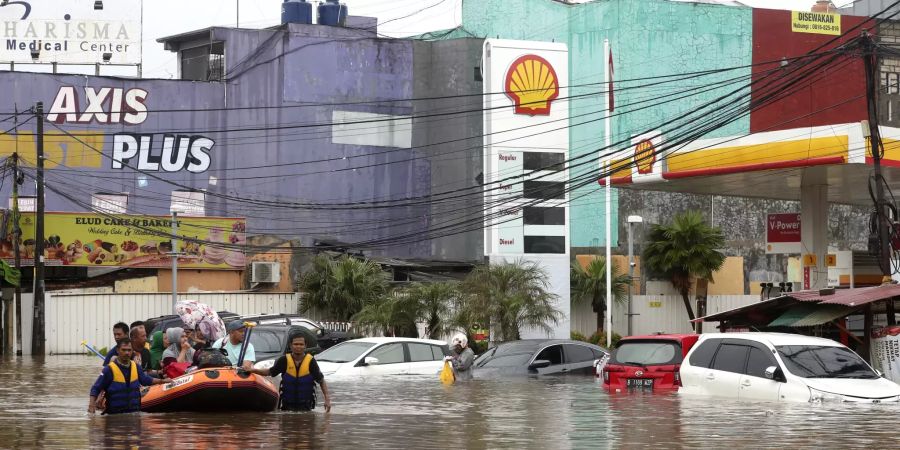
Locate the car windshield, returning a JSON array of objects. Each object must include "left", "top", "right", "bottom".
[
  {"left": 316, "top": 341, "right": 376, "bottom": 363},
  {"left": 612, "top": 341, "right": 680, "bottom": 366},
  {"left": 477, "top": 353, "right": 533, "bottom": 368},
  {"left": 776, "top": 345, "right": 878, "bottom": 379}
]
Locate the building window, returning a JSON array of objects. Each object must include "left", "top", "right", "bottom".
[
  {"left": 181, "top": 42, "right": 225, "bottom": 82},
  {"left": 8, "top": 196, "right": 36, "bottom": 212},
  {"left": 524, "top": 236, "right": 565, "bottom": 254},
  {"left": 523, "top": 181, "right": 566, "bottom": 200},
  {"left": 523, "top": 206, "right": 565, "bottom": 225},
  {"left": 523, "top": 152, "right": 565, "bottom": 171},
  {"left": 92, "top": 193, "right": 128, "bottom": 214},
  {"left": 170, "top": 190, "right": 206, "bottom": 216},
  {"left": 884, "top": 71, "right": 900, "bottom": 94}
]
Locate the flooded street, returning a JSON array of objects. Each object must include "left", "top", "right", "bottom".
[{"left": 1, "top": 356, "right": 897, "bottom": 448}]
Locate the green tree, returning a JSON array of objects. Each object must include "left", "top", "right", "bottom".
[
  {"left": 404, "top": 282, "right": 459, "bottom": 339},
  {"left": 642, "top": 211, "right": 725, "bottom": 330},
  {"left": 460, "top": 259, "right": 561, "bottom": 342},
  {"left": 353, "top": 292, "right": 418, "bottom": 338},
  {"left": 297, "top": 254, "right": 388, "bottom": 321},
  {"left": 570, "top": 257, "right": 632, "bottom": 333},
  {"left": 353, "top": 282, "right": 459, "bottom": 339}
]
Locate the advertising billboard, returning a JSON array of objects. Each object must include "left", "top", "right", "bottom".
[
  {"left": 0, "top": 0, "right": 142, "bottom": 65},
  {"left": 1, "top": 212, "right": 246, "bottom": 269},
  {"left": 765, "top": 213, "right": 801, "bottom": 254}
]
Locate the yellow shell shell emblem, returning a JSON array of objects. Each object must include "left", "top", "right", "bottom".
[
  {"left": 505, "top": 55, "right": 560, "bottom": 116},
  {"left": 634, "top": 139, "right": 656, "bottom": 175}
]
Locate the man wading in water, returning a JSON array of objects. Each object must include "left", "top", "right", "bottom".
[
  {"left": 246, "top": 334, "right": 332, "bottom": 412},
  {"left": 89, "top": 338, "right": 170, "bottom": 414}
]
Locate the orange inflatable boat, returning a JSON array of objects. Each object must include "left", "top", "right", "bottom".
[{"left": 141, "top": 367, "right": 278, "bottom": 413}]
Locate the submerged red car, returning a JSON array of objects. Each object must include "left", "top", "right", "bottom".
[{"left": 602, "top": 334, "right": 699, "bottom": 392}]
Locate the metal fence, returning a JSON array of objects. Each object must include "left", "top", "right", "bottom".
[
  {"left": 571, "top": 294, "right": 759, "bottom": 338},
  {"left": 46, "top": 292, "right": 299, "bottom": 355}
]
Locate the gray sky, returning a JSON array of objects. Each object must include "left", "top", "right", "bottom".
[{"left": 109, "top": 0, "right": 852, "bottom": 78}]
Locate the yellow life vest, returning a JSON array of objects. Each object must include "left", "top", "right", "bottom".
[
  {"left": 286, "top": 353, "right": 312, "bottom": 377},
  {"left": 109, "top": 360, "right": 138, "bottom": 383}
]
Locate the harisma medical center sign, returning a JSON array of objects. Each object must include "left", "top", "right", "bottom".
[{"left": 0, "top": 0, "right": 141, "bottom": 64}]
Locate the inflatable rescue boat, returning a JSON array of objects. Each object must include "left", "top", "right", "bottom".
[{"left": 141, "top": 367, "right": 278, "bottom": 413}]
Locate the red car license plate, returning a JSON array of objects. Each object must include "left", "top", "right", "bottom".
[{"left": 626, "top": 378, "right": 653, "bottom": 389}]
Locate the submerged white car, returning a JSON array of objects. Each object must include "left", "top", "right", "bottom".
[
  {"left": 679, "top": 333, "right": 900, "bottom": 403},
  {"left": 313, "top": 337, "right": 450, "bottom": 378}
]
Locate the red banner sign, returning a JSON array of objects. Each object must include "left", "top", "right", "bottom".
[{"left": 766, "top": 213, "right": 801, "bottom": 254}]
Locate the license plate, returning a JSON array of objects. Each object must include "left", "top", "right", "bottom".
[{"left": 626, "top": 378, "right": 653, "bottom": 389}]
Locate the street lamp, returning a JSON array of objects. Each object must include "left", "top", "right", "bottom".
[{"left": 626, "top": 215, "right": 643, "bottom": 336}]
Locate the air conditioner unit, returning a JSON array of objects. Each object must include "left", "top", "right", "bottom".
[{"left": 251, "top": 262, "right": 281, "bottom": 283}]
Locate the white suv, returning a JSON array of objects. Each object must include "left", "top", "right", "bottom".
[{"left": 679, "top": 333, "right": 900, "bottom": 403}]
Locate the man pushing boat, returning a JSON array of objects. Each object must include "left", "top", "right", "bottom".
[{"left": 246, "top": 334, "right": 332, "bottom": 412}]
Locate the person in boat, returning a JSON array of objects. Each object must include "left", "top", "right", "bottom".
[
  {"left": 149, "top": 330, "right": 165, "bottom": 370},
  {"left": 212, "top": 321, "right": 255, "bottom": 370},
  {"left": 161, "top": 327, "right": 195, "bottom": 378},
  {"left": 445, "top": 333, "right": 475, "bottom": 381},
  {"left": 190, "top": 325, "right": 211, "bottom": 367},
  {"left": 129, "top": 326, "right": 153, "bottom": 372},
  {"left": 246, "top": 334, "right": 332, "bottom": 412},
  {"left": 89, "top": 338, "right": 170, "bottom": 414},
  {"left": 102, "top": 322, "right": 130, "bottom": 365}
]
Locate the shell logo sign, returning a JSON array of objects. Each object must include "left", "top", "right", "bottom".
[
  {"left": 634, "top": 139, "right": 656, "bottom": 174},
  {"left": 505, "top": 55, "right": 560, "bottom": 116}
]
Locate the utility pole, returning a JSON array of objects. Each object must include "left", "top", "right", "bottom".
[
  {"left": 32, "top": 102, "right": 45, "bottom": 356},
  {"left": 862, "top": 32, "right": 897, "bottom": 333},
  {"left": 12, "top": 105, "right": 23, "bottom": 355},
  {"left": 11, "top": 153, "right": 22, "bottom": 356},
  {"left": 171, "top": 211, "right": 178, "bottom": 310},
  {"left": 862, "top": 32, "right": 892, "bottom": 278},
  {"left": 236, "top": 0, "right": 240, "bottom": 27}
]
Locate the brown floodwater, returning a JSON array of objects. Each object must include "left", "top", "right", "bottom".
[{"left": 0, "top": 355, "right": 897, "bottom": 449}]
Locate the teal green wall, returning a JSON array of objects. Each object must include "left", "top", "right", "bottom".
[{"left": 460, "top": 0, "right": 752, "bottom": 248}]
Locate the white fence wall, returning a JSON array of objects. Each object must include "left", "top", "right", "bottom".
[
  {"left": 571, "top": 294, "right": 759, "bottom": 338},
  {"left": 46, "top": 292, "right": 299, "bottom": 355}
]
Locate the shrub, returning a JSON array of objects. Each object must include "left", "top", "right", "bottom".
[
  {"left": 588, "top": 330, "right": 621, "bottom": 349},
  {"left": 571, "top": 331, "right": 588, "bottom": 342}
]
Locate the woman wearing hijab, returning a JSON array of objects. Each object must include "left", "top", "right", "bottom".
[
  {"left": 161, "top": 327, "right": 195, "bottom": 378},
  {"left": 149, "top": 330, "right": 165, "bottom": 370}
]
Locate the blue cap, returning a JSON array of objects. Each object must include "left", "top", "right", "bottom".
[{"left": 226, "top": 321, "right": 246, "bottom": 333}]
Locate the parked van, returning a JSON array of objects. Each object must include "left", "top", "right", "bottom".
[
  {"left": 679, "top": 333, "right": 900, "bottom": 403},
  {"left": 602, "top": 334, "right": 699, "bottom": 392}
]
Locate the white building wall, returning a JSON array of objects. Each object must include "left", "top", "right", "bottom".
[
  {"left": 45, "top": 292, "right": 298, "bottom": 355},
  {"left": 571, "top": 294, "right": 759, "bottom": 340}
]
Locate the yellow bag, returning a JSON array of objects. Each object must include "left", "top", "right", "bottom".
[{"left": 440, "top": 361, "right": 455, "bottom": 385}]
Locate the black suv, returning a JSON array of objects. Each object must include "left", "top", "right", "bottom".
[
  {"left": 234, "top": 323, "right": 320, "bottom": 365},
  {"left": 236, "top": 313, "right": 353, "bottom": 350}
]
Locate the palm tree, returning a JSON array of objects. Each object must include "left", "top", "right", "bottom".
[
  {"left": 353, "top": 292, "right": 418, "bottom": 337},
  {"left": 353, "top": 282, "right": 459, "bottom": 338},
  {"left": 570, "top": 257, "right": 632, "bottom": 333},
  {"left": 403, "top": 282, "right": 459, "bottom": 339},
  {"left": 298, "top": 254, "right": 388, "bottom": 321},
  {"left": 642, "top": 211, "right": 725, "bottom": 330},
  {"left": 460, "top": 259, "right": 561, "bottom": 342}
]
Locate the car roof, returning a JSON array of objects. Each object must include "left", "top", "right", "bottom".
[
  {"left": 343, "top": 337, "right": 448, "bottom": 346},
  {"left": 620, "top": 334, "right": 697, "bottom": 343},
  {"left": 698, "top": 332, "right": 843, "bottom": 347}
]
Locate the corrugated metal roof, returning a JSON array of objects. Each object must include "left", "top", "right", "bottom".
[
  {"left": 768, "top": 303, "right": 855, "bottom": 327},
  {"left": 787, "top": 284, "right": 900, "bottom": 306}
]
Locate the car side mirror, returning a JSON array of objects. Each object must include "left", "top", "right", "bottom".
[
  {"left": 529, "top": 359, "right": 551, "bottom": 370},
  {"left": 363, "top": 356, "right": 379, "bottom": 366},
  {"left": 764, "top": 365, "right": 786, "bottom": 382}
]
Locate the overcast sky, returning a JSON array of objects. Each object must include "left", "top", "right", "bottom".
[{"left": 119, "top": 0, "right": 853, "bottom": 78}]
